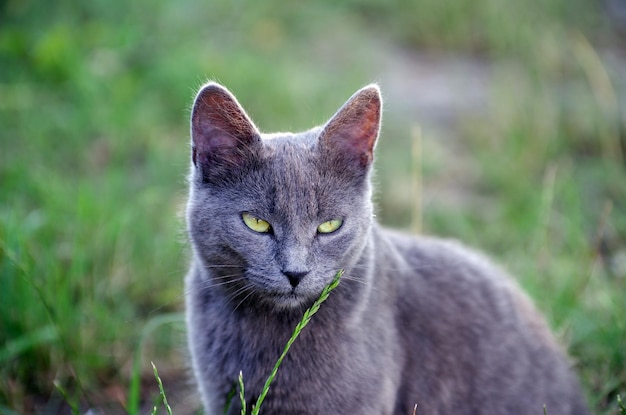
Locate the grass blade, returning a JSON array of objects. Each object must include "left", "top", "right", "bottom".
[
  {"left": 151, "top": 361, "right": 173, "bottom": 415},
  {"left": 223, "top": 383, "right": 237, "bottom": 415},
  {"left": 251, "top": 269, "right": 343, "bottom": 414},
  {"left": 53, "top": 380, "right": 79, "bottom": 415},
  {"left": 238, "top": 371, "right": 246, "bottom": 415},
  {"left": 128, "top": 313, "right": 183, "bottom": 415},
  {"left": 0, "top": 325, "right": 57, "bottom": 363}
]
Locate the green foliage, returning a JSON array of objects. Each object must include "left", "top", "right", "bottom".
[
  {"left": 350, "top": 0, "right": 604, "bottom": 56},
  {"left": 1, "top": 0, "right": 624, "bottom": 413},
  {"left": 128, "top": 313, "right": 184, "bottom": 415}
]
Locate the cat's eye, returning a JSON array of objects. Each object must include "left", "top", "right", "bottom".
[
  {"left": 242, "top": 213, "right": 272, "bottom": 233},
  {"left": 317, "top": 219, "right": 343, "bottom": 234}
]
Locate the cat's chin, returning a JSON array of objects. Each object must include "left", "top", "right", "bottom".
[{"left": 266, "top": 292, "right": 315, "bottom": 311}]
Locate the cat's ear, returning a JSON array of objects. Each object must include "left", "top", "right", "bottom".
[
  {"left": 319, "top": 84, "right": 381, "bottom": 172},
  {"left": 190, "top": 82, "right": 261, "bottom": 177}
]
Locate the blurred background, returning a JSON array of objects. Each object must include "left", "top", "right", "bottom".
[{"left": 1, "top": 0, "right": 625, "bottom": 414}]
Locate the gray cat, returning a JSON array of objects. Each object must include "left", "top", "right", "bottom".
[{"left": 185, "top": 82, "right": 589, "bottom": 415}]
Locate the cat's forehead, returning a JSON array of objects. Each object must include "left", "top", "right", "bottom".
[
  {"left": 258, "top": 130, "right": 319, "bottom": 174},
  {"left": 260, "top": 126, "right": 321, "bottom": 149},
  {"left": 258, "top": 128, "right": 322, "bottom": 168}
]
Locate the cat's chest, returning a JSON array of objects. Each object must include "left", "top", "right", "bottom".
[
  {"left": 204, "top": 308, "right": 312, "bottom": 368},
  {"left": 199, "top": 307, "right": 338, "bottom": 406},
  {"left": 188, "top": 274, "right": 398, "bottom": 413}
]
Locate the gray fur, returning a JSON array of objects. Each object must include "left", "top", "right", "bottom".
[{"left": 185, "top": 82, "right": 589, "bottom": 414}]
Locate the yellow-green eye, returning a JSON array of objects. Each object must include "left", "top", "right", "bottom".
[
  {"left": 317, "top": 219, "right": 343, "bottom": 234},
  {"left": 242, "top": 213, "right": 271, "bottom": 233}
]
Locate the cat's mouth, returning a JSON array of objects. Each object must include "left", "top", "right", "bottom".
[
  {"left": 267, "top": 290, "right": 315, "bottom": 310},
  {"left": 244, "top": 270, "right": 319, "bottom": 309}
]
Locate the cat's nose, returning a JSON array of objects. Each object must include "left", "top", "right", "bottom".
[{"left": 283, "top": 270, "right": 309, "bottom": 288}]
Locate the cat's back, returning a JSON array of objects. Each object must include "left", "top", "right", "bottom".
[{"left": 376, "top": 227, "right": 589, "bottom": 414}]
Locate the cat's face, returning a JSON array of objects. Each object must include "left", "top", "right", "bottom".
[{"left": 187, "top": 83, "right": 381, "bottom": 310}]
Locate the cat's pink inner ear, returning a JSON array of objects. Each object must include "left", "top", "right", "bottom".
[
  {"left": 320, "top": 85, "right": 382, "bottom": 168},
  {"left": 190, "top": 83, "right": 259, "bottom": 166}
]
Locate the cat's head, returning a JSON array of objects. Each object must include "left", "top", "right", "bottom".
[{"left": 187, "top": 82, "right": 381, "bottom": 310}]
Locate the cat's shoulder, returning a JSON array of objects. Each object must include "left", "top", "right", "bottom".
[
  {"left": 379, "top": 226, "right": 503, "bottom": 278},
  {"left": 377, "top": 226, "right": 554, "bottom": 339},
  {"left": 378, "top": 226, "right": 524, "bottom": 307}
]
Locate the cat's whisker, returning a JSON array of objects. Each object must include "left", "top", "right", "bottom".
[
  {"left": 348, "top": 264, "right": 437, "bottom": 273},
  {"left": 147, "top": 297, "right": 185, "bottom": 316},
  {"left": 200, "top": 273, "right": 244, "bottom": 282},
  {"left": 202, "top": 264, "right": 244, "bottom": 269},
  {"left": 231, "top": 288, "right": 257, "bottom": 314},
  {"left": 145, "top": 271, "right": 241, "bottom": 315},
  {"left": 199, "top": 278, "right": 246, "bottom": 289},
  {"left": 221, "top": 286, "right": 250, "bottom": 310},
  {"left": 183, "top": 274, "right": 247, "bottom": 297},
  {"left": 148, "top": 277, "right": 249, "bottom": 315},
  {"left": 338, "top": 274, "right": 393, "bottom": 300}
]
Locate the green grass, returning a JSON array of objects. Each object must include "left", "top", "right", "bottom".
[
  {"left": 1, "top": 0, "right": 624, "bottom": 413},
  {"left": 151, "top": 362, "right": 173, "bottom": 415}
]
